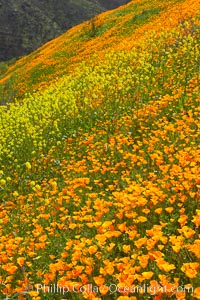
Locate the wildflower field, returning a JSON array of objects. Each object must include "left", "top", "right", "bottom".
[{"left": 0, "top": 0, "right": 200, "bottom": 299}]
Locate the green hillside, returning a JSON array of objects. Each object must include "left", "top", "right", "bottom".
[{"left": 0, "top": 0, "right": 200, "bottom": 299}]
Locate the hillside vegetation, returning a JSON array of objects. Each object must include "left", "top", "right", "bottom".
[
  {"left": 0, "top": 0, "right": 129, "bottom": 61},
  {"left": 0, "top": 0, "right": 200, "bottom": 299},
  {"left": 0, "top": 0, "right": 199, "bottom": 103}
]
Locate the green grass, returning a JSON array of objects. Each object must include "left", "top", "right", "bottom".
[{"left": 123, "top": 7, "right": 163, "bottom": 35}]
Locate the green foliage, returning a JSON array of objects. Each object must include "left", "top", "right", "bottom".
[
  {"left": 29, "top": 64, "right": 55, "bottom": 85},
  {"left": 124, "top": 7, "right": 163, "bottom": 35},
  {"left": 0, "top": 57, "right": 18, "bottom": 79},
  {"left": 131, "top": 7, "right": 162, "bottom": 24}
]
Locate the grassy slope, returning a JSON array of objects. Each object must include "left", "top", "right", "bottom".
[{"left": 0, "top": 0, "right": 200, "bottom": 299}]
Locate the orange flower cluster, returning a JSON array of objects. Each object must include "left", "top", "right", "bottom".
[{"left": 0, "top": 92, "right": 199, "bottom": 298}]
